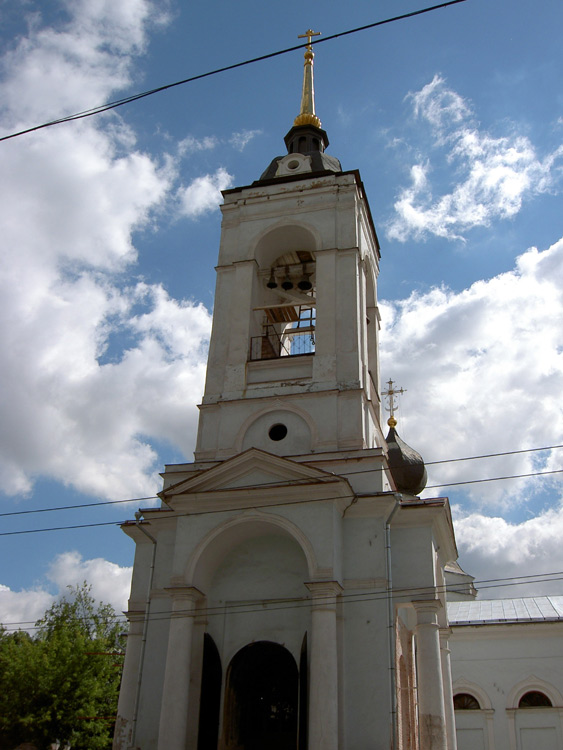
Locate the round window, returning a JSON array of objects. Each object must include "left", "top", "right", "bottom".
[
  {"left": 268, "top": 424, "right": 288, "bottom": 441},
  {"left": 287, "top": 159, "right": 300, "bottom": 170}
]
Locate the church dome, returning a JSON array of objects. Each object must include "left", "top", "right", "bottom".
[{"left": 385, "top": 422, "right": 427, "bottom": 496}]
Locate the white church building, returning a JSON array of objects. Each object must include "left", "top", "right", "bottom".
[{"left": 113, "top": 33, "right": 563, "bottom": 750}]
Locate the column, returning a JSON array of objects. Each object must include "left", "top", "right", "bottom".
[
  {"left": 413, "top": 601, "right": 448, "bottom": 750},
  {"left": 439, "top": 628, "right": 457, "bottom": 750},
  {"left": 185, "top": 607, "right": 208, "bottom": 750},
  {"left": 306, "top": 581, "right": 342, "bottom": 750},
  {"left": 112, "top": 611, "right": 143, "bottom": 750},
  {"left": 158, "top": 587, "right": 203, "bottom": 750}
]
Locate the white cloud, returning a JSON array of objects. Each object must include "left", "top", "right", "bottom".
[
  {"left": 0, "top": 584, "right": 55, "bottom": 632},
  {"left": 380, "top": 235, "right": 563, "bottom": 508},
  {"left": 409, "top": 74, "right": 471, "bottom": 132},
  {"left": 0, "top": 2, "right": 213, "bottom": 501},
  {"left": 229, "top": 129, "right": 262, "bottom": 151},
  {"left": 0, "top": 552, "right": 132, "bottom": 630},
  {"left": 47, "top": 551, "right": 132, "bottom": 614},
  {"left": 177, "top": 167, "right": 234, "bottom": 217},
  {"left": 454, "top": 503, "right": 563, "bottom": 599},
  {"left": 178, "top": 134, "right": 218, "bottom": 157},
  {"left": 388, "top": 75, "right": 563, "bottom": 241},
  {"left": 381, "top": 235, "right": 563, "bottom": 595}
]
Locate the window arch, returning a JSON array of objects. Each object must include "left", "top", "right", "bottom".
[
  {"left": 454, "top": 692, "right": 481, "bottom": 710},
  {"left": 518, "top": 690, "right": 553, "bottom": 708}
]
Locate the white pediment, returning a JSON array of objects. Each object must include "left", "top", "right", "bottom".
[{"left": 161, "top": 448, "right": 343, "bottom": 498}]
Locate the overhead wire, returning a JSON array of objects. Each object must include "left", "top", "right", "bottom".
[
  {"left": 1, "top": 460, "right": 562, "bottom": 537},
  {"left": 0, "top": 442, "right": 561, "bottom": 523},
  {"left": 2, "top": 568, "right": 563, "bottom": 631},
  {"left": 0, "top": 0, "right": 468, "bottom": 143}
]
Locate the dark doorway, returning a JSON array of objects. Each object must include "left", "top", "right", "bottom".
[
  {"left": 298, "top": 633, "right": 308, "bottom": 750},
  {"left": 197, "top": 634, "right": 222, "bottom": 750},
  {"left": 224, "top": 641, "right": 298, "bottom": 750}
]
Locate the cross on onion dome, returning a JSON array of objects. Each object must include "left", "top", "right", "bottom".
[{"left": 382, "top": 379, "right": 406, "bottom": 428}]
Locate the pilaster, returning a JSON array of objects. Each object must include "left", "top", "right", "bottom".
[
  {"left": 306, "top": 581, "right": 343, "bottom": 750},
  {"left": 413, "top": 600, "right": 448, "bottom": 750},
  {"left": 158, "top": 586, "right": 204, "bottom": 750}
]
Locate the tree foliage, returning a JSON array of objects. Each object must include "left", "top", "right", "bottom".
[{"left": 0, "top": 584, "right": 124, "bottom": 750}]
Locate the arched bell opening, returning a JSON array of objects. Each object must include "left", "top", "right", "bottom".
[
  {"left": 223, "top": 641, "right": 301, "bottom": 750},
  {"left": 251, "top": 249, "right": 316, "bottom": 361},
  {"left": 250, "top": 225, "right": 318, "bottom": 362}
]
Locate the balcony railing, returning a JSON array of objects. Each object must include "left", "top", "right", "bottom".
[{"left": 250, "top": 325, "right": 315, "bottom": 361}]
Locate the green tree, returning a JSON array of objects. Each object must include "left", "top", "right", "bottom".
[{"left": 0, "top": 584, "right": 124, "bottom": 750}]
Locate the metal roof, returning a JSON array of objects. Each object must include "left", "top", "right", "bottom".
[{"left": 448, "top": 596, "right": 563, "bottom": 625}]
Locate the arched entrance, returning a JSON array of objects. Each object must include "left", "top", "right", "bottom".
[{"left": 223, "top": 641, "right": 299, "bottom": 750}]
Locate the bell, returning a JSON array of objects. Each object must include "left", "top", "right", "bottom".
[
  {"left": 297, "top": 264, "right": 312, "bottom": 291},
  {"left": 266, "top": 269, "right": 278, "bottom": 289},
  {"left": 281, "top": 266, "right": 293, "bottom": 290}
]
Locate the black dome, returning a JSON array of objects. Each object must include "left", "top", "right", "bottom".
[{"left": 385, "top": 426, "right": 427, "bottom": 496}]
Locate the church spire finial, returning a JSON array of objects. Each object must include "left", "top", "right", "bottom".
[
  {"left": 294, "top": 29, "right": 322, "bottom": 128},
  {"left": 382, "top": 379, "right": 407, "bottom": 428}
]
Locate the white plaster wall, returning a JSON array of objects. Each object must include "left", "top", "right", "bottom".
[
  {"left": 206, "top": 534, "right": 310, "bottom": 668},
  {"left": 450, "top": 623, "right": 563, "bottom": 750}
]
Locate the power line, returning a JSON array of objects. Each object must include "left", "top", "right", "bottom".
[
  {"left": 0, "top": 0, "right": 468, "bottom": 143},
  {"left": 426, "top": 468, "right": 563, "bottom": 490},
  {"left": 2, "top": 569, "right": 562, "bottom": 631},
  {"left": 1, "top": 442, "right": 561, "bottom": 521},
  {"left": 1, "top": 461, "right": 562, "bottom": 538},
  {"left": 0, "top": 496, "right": 159, "bottom": 519}
]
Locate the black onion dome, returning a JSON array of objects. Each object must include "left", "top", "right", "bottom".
[{"left": 385, "top": 426, "right": 427, "bottom": 496}]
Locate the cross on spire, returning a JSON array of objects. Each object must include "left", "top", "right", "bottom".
[
  {"left": 293, "top": 29, "right": 322, "bottom": 128},
  {"left": 298, "top": 28, "right": 321, "bottom": 50},
  {"left": 382, "top": 379, "right": 406, "bottom": 428}
]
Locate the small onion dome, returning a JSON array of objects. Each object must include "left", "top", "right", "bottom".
[{"left": 385, "top": 419, "right": 427, "bottom": 496}]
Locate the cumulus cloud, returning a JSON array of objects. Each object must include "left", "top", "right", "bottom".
[
  {"left": 380, "top": 235, "right": 563, "bottom": 595},
  {"left": 0, "top": 552, "right": 132, "bottom": 630},
  {"left": 387, "top": 75, "right": 563, "bottom": 241},
  {"left": 0, "top": 585, "right": 55, "bottom": 632},
  {"left": 380, "top": 235, "right": 563, "bottom": 508},
  {"left": 0, "top": 1, "right": 214, "bottom": 501},
  {"left": 454, "top": 502, "right": 563, "bottom": 599},
  {"left": 177, "top": 167, "right": 234, "bottom": 217},
  {"left": 47, "top": 551, "right": 132, "bottom": 614}
]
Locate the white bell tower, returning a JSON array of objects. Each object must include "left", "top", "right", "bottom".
[
  {"left": 114, "top": 31, "right": 459, "bottom": 750},
  {"left": 195, "top": 53, "right": 384, "bottom": 463}
]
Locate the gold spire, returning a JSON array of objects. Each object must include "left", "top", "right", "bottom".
[{"left": 294, "top": 29, "right": 322, "bottom": 128}]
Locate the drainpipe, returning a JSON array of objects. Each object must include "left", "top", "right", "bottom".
[
  {"left": 130, "top": 511, "right": 157, "bottom": 750},
  {"left": 385, "top": 495, "right": 401, "bottom": 750}
]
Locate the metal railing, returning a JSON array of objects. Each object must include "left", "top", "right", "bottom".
[{"left": 250, "top": 325, "right": 315, "bottom": 361}]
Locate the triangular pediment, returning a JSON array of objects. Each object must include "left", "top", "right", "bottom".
[{"left": 161, "top": 448, "right": 345, "bottom": 499}]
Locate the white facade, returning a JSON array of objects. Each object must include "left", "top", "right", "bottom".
[
  {"left": 113, "top": 49, "right": 563, "bottom": 748},
  {"left": 113, "top": 133, "right": 460, "bottom": 749},
  {"left": 448, "top": 597, "right": 563, "bottom": 750}
]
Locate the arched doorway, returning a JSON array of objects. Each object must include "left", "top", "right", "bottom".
[{"left": 224, "top": 641, "right": 299, "bottom": 750}]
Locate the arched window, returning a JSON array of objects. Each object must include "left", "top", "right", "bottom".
[
  {"left": 454, "top": 693, "right": 481, "bottom": 710},
  {"left": 518, "top": 691, "right": 553, "bottom": 708}
]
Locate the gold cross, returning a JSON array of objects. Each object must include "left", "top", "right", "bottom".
[
  {"left": 298, "top": 29, "right": 321, "bottom": 50},
  {"left": 382, "top": 379, "right": 406, "bottom": 420}
]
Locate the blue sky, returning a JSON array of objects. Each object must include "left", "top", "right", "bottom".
[{"left": 1, "top": 0, "right": 562, "bottom": 626}]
